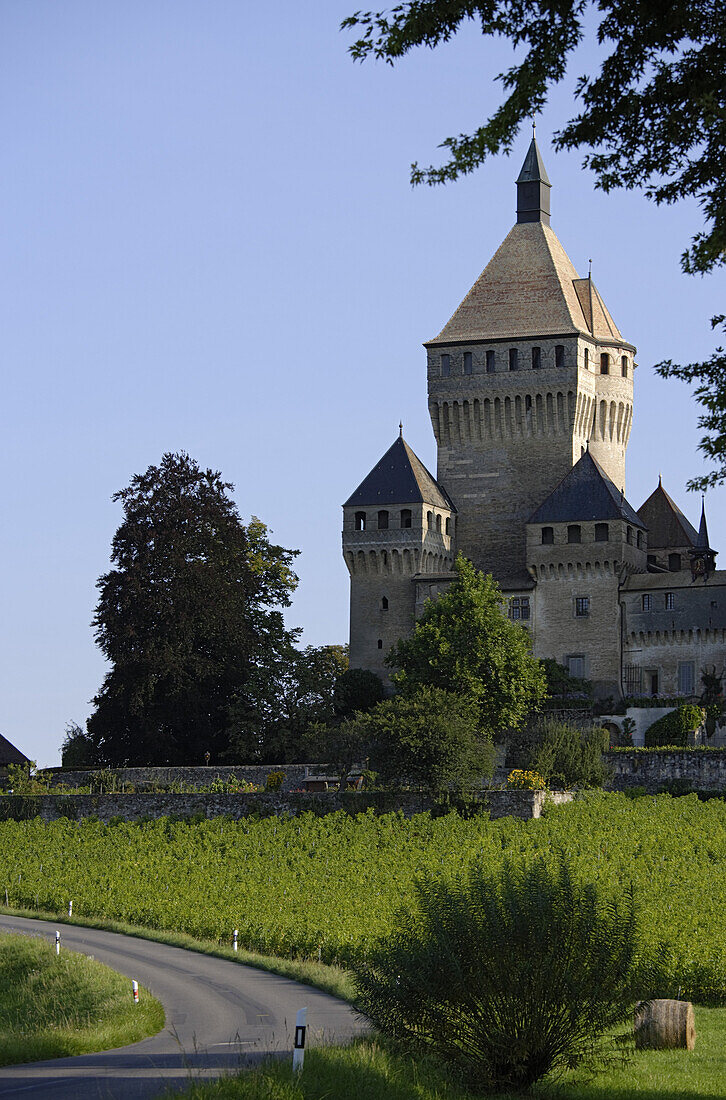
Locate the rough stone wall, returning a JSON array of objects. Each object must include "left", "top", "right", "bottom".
[
  {"left": 44, "top": 764, "right": 309, "bottom": 792},
  {"left": 0, "top": 789, "right": 574, "bottom": 824},
  {"left": 606, "top": 749, "right": 726, "bottom": 791}
]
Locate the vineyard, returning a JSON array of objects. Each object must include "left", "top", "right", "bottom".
[{"left": 1, "top": 792, "right": 726, "bottom": 1002}]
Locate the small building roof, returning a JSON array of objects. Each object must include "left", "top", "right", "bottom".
[
  {"left": 528, "top": 450, "right": 645, "bottom": 527},
  {"left": 0, "top": 733, "right": 31, "bottom": 766},
  {"left": 637, "top": 482, "right": 698, "bottom": 549},
  {"left": 343, "top": 434, "right": 455, "bottom": 511}
]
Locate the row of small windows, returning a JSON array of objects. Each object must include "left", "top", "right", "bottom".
[
  {"left": 354, "top": 509, "right": 452, "bottom": 534},
  {"left": 641, "top": 593, "right": 676, "bottom": 611},
  {"left": 541, "top": 523, "right": 643, "bottom": 547},
  {"left": 441, "top": 349, "right": 629, "bottom": 377},
  {"left": 648, "top": 553, "right": 683, "bottom": 572}
]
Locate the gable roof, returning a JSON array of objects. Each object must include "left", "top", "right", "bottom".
[
  {"left": 426, "top": 221, "right": 628, "bottom": 346},
  {"left": 528, "top": 450, "right": 644, "bottom": 526},
  {"left": 343, "top": 435, "right": 455, "bottom": 511},
  {"left": 637, "top": 482, "right": 698, "bottom": 549},
  {"left": 0, "top": 733, "right": 30, "bottom": 766}
]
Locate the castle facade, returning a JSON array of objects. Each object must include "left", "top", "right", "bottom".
[{"left": 342, "top": 139, "right": 725, "bottom": 700}]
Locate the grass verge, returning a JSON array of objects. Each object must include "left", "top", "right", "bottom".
[
  {"left": 0, "top": 931, "right": 164, "bottom": 1066},
  {"left": 0, "top": 905, "right": 355, "bottom": 1002},
  {"left": 166, "top": 1007, "right": 726, "bottom": 1100}
]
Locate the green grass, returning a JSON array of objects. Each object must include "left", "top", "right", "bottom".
[
  {"left": 0, "top": 931, "right": 165, "bottom": 1066},
  {"left": 169, "top": 1008, "right": 726, "bottom": 1099}
]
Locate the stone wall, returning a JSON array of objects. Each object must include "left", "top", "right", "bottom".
[
  {"left": 606, "top": 749, "right": 726, "bottom": 792},
  {"left": 42, "top": 764, "right": 310, "bottom": 792},
  {"left": 0, "top": 788, "right": 574, "bottom": 824}
]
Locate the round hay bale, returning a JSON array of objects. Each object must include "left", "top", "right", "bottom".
[{"left": 634, "top": 999, "right": 695, "bottom": 1050}]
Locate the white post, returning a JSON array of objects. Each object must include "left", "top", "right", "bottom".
[
  {"left": 292, "top": 1007, "right": 307, "bottom": 1074},
  {"left": 55, "top": 930, "right": 60, "bottom": 955},
  {"left": 132, "top": 980, "right": 139, "bottom": 1004},
  {"left": 68, "top": 900, "right": 73, "bottom": 918},
  {"left": 233, "top": 929, "right": 238, "bottom": 952},
  {"left": 4, "top": 888, "right": 8, "bottom": 906}
]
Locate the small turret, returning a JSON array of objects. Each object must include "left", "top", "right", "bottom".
[
  {"left": 689, "top": 498, "right": 718, "bottom": 579},
  {"left": 516, "top": 131, "right": 551, "bottom": 225}
]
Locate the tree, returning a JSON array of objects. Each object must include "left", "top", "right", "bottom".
[
  {"left": 366, "top": 686, "right": 494, "bottom": 796},
  {"left": 342, "top": 2, "right": 726, "bottom": 484},
  {"left": 227, "top": 643, "right": 350, "bottom": 763},
  {"left": 61, "top": 721, "right": 101, "bottom": 768},
  {"left": 302, "top": 712, "right": 374, "bottom": 791},
  {"left": 387, "top": 555, "right": 547, "bottom": 737},
  {"left": 353, "top": 856, "right": 637, "bottom": 1091},
  {"left": 333, "top": 667, "right": 386, "bottom": 718},
  {"left": 87, "top": 452, "right": 299, "bottom": 766}
]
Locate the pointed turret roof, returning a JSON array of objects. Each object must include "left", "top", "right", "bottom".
[
  {"left": 696, "top": 498, "right": 711, "bottom": 550},
  {"left": 637, "top": 482, "right": 698, "bottom": 548},
  {"left": 427, "top": 140, "right": 629, "bottom": 347},
  {"left": 344, "top": 435, "right": 455, "bottom": 511},
  {"left": 0, "top": 732, "right": 30, "bottom": 766},
  {"left": 528, "top": 450, "right": 644, "bottom": 526}
]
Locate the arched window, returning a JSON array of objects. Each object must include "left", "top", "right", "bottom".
[
  {"left": 636, "top": 530, "right": 643, "bottom": 548},
  {"left": 355, "top": 511, "right": 366, "bottom": 531},
  {"left": 436, "top": 514, "right": 442, "bottom": 532},
  {"left": 377, "top": 639, "right": 383, "bottom": 649},
  {"left": 427, "top": 510, "right": 433, "bottom": 528},
  {"left": 531, "top": 346, "right": 541, "bottom": 369},
  {"left": 445, "top": 517, "right": 451, "bottom": 535},
  {"left": 567, "top": 524, "right": 581, "bottom": 544},
  {"left": 381, "top": 597, "right": 388, "bottom": 611},
  {"left": 555, "top": 345, "right": 565, "bottom": 368},
  {"left": 542, "top": 526, "right": 554, "bottom": 545},
  {"left": 377, "top": 510, "right": 389, "bottom": 530},
  {"left": 400, "top": 508, "right": 412, "bottom": 529},
  {"left": 600, "top": 353, "right": 610, "bottom": 375},
  {"left": 509, "top": 348, "right": 519, "bottom": 371},
  {"left": 626, "top": 526, "right": 633, "bottom": 545},
  {"left": 584, "top": 348, "right": 589, "bottom": 370},
  {"left": 621, "top": 355, "right": 628, "bottom": 377},
  {"left": 463, "top": 351, "right": 473, "bottom": 375},
  {"left": 595, "top": 523, "right": 609, "bottom": 542}
]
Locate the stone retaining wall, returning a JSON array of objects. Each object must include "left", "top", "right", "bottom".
[
  {"left": 43, "top": 764, "right": 310, "bottom": 792},
  {"left": 606, "top": 749, "right": 726, "bottom": 791},
  {"left": 0, "top": 789, "right": 573, "bottom": 824}
]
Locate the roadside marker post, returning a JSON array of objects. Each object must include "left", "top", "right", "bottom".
[
  {"left": 132, "top": 980, "right": 139, "bottom": 1004},
  {"left": 68, "top": 901, "right": 73, "bottom": 918},
  {"left": 55, "top": 931, "right": 60, "bottom": 956},
  {"left": 233, "top": 929, "right": 238, "bottom": 952},
  {"left": 292, "top": 1007, "right": 307, "bottom": 1074}
]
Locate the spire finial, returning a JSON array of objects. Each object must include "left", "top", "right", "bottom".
[
  {"left": 532, "top": 117, "right": 536, "bottom": 138},
  {"left": 658, "top": 472, "right": 662, "bottom": 487},
  {"left": 399, "top": 421, "right": 403, "bottom": 438},
  {"left": 588, "top": 258, "right": 592, "bottom": 279}
]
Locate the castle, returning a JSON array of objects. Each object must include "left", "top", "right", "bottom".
[{"left": 342, "top": 138, "right": 726, "bottom": 701}]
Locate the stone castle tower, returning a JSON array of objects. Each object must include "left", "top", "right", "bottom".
[{"left": 426, "top": 136, "right": 635, "bottom": 583}]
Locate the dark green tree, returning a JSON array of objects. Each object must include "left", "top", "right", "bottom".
[
  {"left": 333, "top": 666, "right": 385, "bottom": 718},
  {"left": 343, "top": 2, "right": 726, "bottom": 485},
  {"left": 87, "top": 452, "right": 299, "bottom": 765},
  {"left": 367, "top": 686, "right": 494, "bottom": 796},
  {"left": 387, "top": 555, "right": 547, "bottom": 737}
]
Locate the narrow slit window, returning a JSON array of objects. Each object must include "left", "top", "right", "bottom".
[
  {"left": 642, "top": 594, "right": 652, "bottom": 611},
  {"left": 355, "top": 511, "right": 366, "bottom": 531},
  {"left": 665, "top": 592, "right": 674, "bottom": 610},
  {"left": 486, "top": 350, "right": 496, "bottom": 373},
  {"left": 400, "top": 508, "right": 412, "bottom": 529},
  {"left": 600, "top": 353, "right": 610, "bottom": 375},
  {"left": 584, "top": 348, "right": 589, "bottom": 370},
  {"left": 509, "top": 348, "right": 519, "bottom": 371},
  {"left": 436, "top": 514, "right": 442, "bottom": 533},
  {"left": 567, "top": 524, "right": 581, "bottom": 544},
  {"left": 595, "top": 523, "right": 609, "bottom": 542},
  {"left": 441, "top": 353, "right": 451, "bottom": 377},
  {"left": 463, "top": 351, "right": 473, "bottom": 375},
  {"left": 555, "top": 345, "right": 565, "bottom": 368},
  {"left": 427, "top": 511, "right": 433, "bottom": 529},
  {"left": 445, "top": 517, "right": 451, "bottom": 535},
  {"left": 541, "top": 526, "right": 554, "bottom": 545},
  {"left": 377, "top": 510, "right": 389, "bottom": 530},
  {"left": 621, "top": 355, "right": 628, "bottom": 377},
  {"left": 626, "top": 526, "right": 633, "bottom": 545},
  {"left": 377, "top": 639, "right": 383, "bottom": 650},
  {"left": 532, "top": 346, "right": 541, "bottom": 369},
  {"left": 381, "top": 597, "right": 389, "bottom": 611}
]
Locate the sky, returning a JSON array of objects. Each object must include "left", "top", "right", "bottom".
[{"left": 1, "top": 1, "right": 723, "bottom": 767}]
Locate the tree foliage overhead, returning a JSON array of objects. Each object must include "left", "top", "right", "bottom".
[
  {"left": 343, "top": 1, "right": 726, "bottom": 485},
  {"left": 87, "top": 452, "right": 300, "bottom": 766},
  {"left": 387, "top": 555, "right": 547, "bottom": 736}
]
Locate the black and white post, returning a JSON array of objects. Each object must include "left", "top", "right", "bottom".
[
  {"left": 233, "top": 929, "right": 238, "bottom": 953},
  {"left": 55, "top": 930, "right": 60, "bottom": 956},
  {"left": 132, "top": 980, "right": 139, "bottom": 1004},
  {"left": 292, "top": 1007, "right": 307, "bottom": 1073}
]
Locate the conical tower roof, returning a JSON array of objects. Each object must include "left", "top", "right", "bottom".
[
  {"left": 637, "top": 481, "right": 698, "bottom": 548},
  {"left": 343, "top": 434, "right": 455, "bottom": 511},
  {"left": 528, "top": 450, "right": 643, "bottom": 526},
  {"left": 696, "top": 498, "right": 712, "bottom": 550}
]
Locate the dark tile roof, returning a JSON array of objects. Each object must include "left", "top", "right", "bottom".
[
  {"left": 516, "top": 136, "right": 551, "bottom": 186},
  {"left": 637, "top": 482, "right": 698, "bottom": 549},
  {"left": 344, "top": 436, "right": 455, "bottom": 511},
  {"left": 0, "top": 733, "right": 30, "bottom": 766},
  {"left": 528, "top": 450, "right": 645, "bottom": 526}
]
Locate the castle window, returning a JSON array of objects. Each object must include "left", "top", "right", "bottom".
[
  {"left": 584, "top": 349, "right": 589, "bottom": 370},
  {"left": 626, "top": 526, "right": 633, "bottom": 545},
  {"left": 400, "top": 508, "right": 412, "bottom": 528},
  {"left": 463, "top": 351, "right": 473, "bottom": 375},
  {"left": 574, "top": 596, "right": 590, "bottom": 617},
  {"left": 665, "top": 592, "right": 674, "bottom": 610},
  {"left": 377, "top": 639, "right": 383, "bottom": 649},
  {"left": 355, "top": 511, "right": 366, "bottom": 531},
  {"left": 441, "top": 354, "right": 451, "bottom": 377},
  {"left": 436, "top": 514, "right": 442, "bottom": 533},
  {"left": 377, "top": 510, "right": 389, "bottom": 530},
  {"left": 642, "top": 594, "right": 652, "bottom": 611},
  {"left": 567, "top": 524, "right": 581, "bottom": 544},
  {"left": 647, "top": 554, "right": 657, "bottom": 567},
  {"left": 445, "top": 517, "right": 451, "bottom": 535},
  {"left": 486, "top": 350, "right": 496, "bottom": 373},
  {"left": 567, "top": 655, "right": 586, "bottom": 678},
  {"left": 541, "top": 526, "right": 554, "bottom": 545},
  {"left": 621, "top": 355, "right": 629, "bottom": 377},
  {"left": 678, "top": 661, "right": 695, "bottom": 695},
  {"left": 669, "top": 553, "right": 682, "bottom": 571},
  {"left": 532, "top": 346, "right": 541, "bottom": 369},
  {"left": 509, "top": 348, "right": 519, "bottom": 371},
  {"left": 427, "top": 510, "right": 433, "bottom": 529},
  {"left": 381, "top": 597, "right": 389, "bottom": 611},
  {"left": 595, "top": 523, "right": 609, "bottom": 542},
  {"left": 637, "top": 530, "right": 643, "bottom": 548},
  {"left": 555, "top": 344, "right": 565, "bottom": 368},
  {"left": 600, "top": 353, "right": 610, "bottom": 374},
  {"left": 509, "top": 597, "right": 530, "bottom": 621}
]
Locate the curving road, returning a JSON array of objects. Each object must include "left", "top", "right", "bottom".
[{"left": 0, "top": 915, "right": 366, "bottom": 1100}]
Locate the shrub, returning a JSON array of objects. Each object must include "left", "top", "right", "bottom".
[
  {"left": 353, "top": 856, "right": 637, "bottom": 1091},
  {"left": 265, "top": 770, "right": 286, "bottom": 792},
  {"left": 507, "top": 720, "right": 609, "bottom": 789},
  {"left": 644, "top": 704, "right": 706, "bottom": 747},
  {"left": 506, "top": 769, "right": 547, "bottom": 790}
]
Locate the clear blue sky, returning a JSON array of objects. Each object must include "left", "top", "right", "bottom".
[{"left": 1, "top": 1, "right": 723, "bottom": 766}]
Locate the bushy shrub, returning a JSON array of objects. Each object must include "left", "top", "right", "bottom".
[
  {"left": 506, "top": 769, "right": 547, "bottom": 790},
  {"left": 644, "top": 704, "right": 706, "bottom": 747},
  {"left": 507, "top": 720, "right": 609, "bottom": 789},
  {"left": 265, "top": 770, "right": 285, "bottom": 791},
  {"left": 353, "top": 857, "right": 637, "bottom": 1091}
]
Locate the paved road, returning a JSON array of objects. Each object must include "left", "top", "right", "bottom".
[{"left": 0, "top": 915, "right": 365, "bottom": 1100}]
